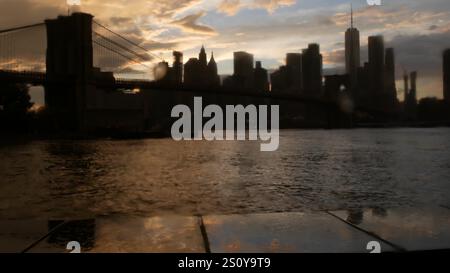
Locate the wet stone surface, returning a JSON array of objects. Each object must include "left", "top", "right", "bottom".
[
  {"left": 329, "top": 207, "right": 450, "bottom": 251},
  {"left": 27, "top": 216, "right": 206, "bottom": 253},
  {"left": 203, "top": 212, "right": 395, "bottom": 253},
  {"left": 1, "top": 209, "right": 449, "bottom": 253}
]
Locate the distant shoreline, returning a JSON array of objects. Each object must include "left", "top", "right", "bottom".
[{"left": 1, "top": 123, "right": 450, "bottom": 142}]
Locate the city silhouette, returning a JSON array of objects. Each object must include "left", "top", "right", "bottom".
[{"left": 0, "top": 9, "right": 449, "bottom": 136}]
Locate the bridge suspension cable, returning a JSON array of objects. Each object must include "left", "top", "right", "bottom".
[
  {"left": 93, "top": 20, "right": 163, "bottom": 62},
  {"left": 0, "top": 23, "right": 45, "bottom": 35},
  {"left": 92, "top": 40, "right": 151, "bottom": 70},
  {"left": 93, "top": 31, "right": 150, "bottom": 64},
  {"left": 0, "top": 23, "right": 46, "bottom": 72}
]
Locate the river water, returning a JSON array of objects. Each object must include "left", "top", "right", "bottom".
[{"left": 0, "top": 128, "right": 449, "bottom": 220}]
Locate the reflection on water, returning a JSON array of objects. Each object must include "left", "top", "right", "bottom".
[
  {"left": 346, "top": 207, "right": 388, "bottom": 225},
  {"left": 0, "top": 128, "right": 450, "bottom": 220},
  {"left": 331, "top": 207, "right": 450, "bottom": 251},
  {"left": 347, "top": 210, "right": 365, "bottom": 225}
]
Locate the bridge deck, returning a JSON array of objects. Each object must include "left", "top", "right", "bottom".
[{"left": 0, "top": 70, "right": 332, "bottom": 105}]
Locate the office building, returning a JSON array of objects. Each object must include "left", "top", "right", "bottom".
[
  {"left": 233, "top": 51, "right": 254, "bottom": 89},
  {"left": 301, "top": 44, "right": 323, "bottom": 96},
  {"left": 172, "top": 51, "right": 183, "bottom": 86},
  {"left": 254, "top": 61, "right": 269, "bottom": 92},
  {"left": 345, "top": 6, "right": 360, "bottom": 88},
  {"left": 368, "top": 35, "right": 385, "bottom": 95},
  {"left": 444, "top": 49, "right": 450, "bottom": 103}
]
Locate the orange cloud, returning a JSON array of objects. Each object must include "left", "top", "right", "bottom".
[
  {"left": 218, "top": 0, "right": 296, "bottom": 16},
  {"left": 171, "top": 11, "right": 217, "bottom": 35}
]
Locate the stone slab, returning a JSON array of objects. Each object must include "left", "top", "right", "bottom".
[
  {"left": 203, "top": 212, "right": 395, "bottom": 253},
  {"left": 27, "top": 216, "right": 206, "bottom": 253},
  {"left": 0, "top": 220, "right": 64, "bottom": 253},
  {"left": 329, "top": 207, "right": 450, "bottom": 251}
]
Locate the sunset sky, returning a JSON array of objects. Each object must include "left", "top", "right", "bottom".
[{"left": 1, "top": 0, "right": 450, "bottom": 101}]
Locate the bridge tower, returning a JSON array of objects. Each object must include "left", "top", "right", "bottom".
[{"left": 44, "top": 12, "right": 94, "bottom": 132}]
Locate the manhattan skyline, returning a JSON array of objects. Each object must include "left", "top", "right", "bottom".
[{"left": 1, "top": 0, "right": 450, "bottom": 102}]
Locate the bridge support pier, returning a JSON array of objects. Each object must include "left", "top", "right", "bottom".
[{"left": 44, "top": 12, "right": 94, "bottom": 133}]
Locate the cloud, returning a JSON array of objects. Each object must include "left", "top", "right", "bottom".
[
  {"left": 67, "top": 0, "right": 81, "bottom": 5},
  {"left": 137, "top": 0, "right": 202, "bottom": 19},
  {"left": 389, "top": 31, "right": 450, "bottom": 78},
  {"left": 252, "top": 0, "right": 296, "bottom": 13},
  {"left": 79, "top": 0, "right": 202, "bottom": 21},
  {"left": 109, "top": 17, "right": 133, "bottom": 25},
  {"left": 333, "top": 5, "right": 450, "bottom": 37},
  {"left": 171, "top": 11, "right": 216, "bottom": 35},
  {"left": 219, "top": 0, "right": 241, "bottom": 16},
  {"left": 0, "top": 0, "right": 64, "bottom": 27},
  {"left": 218, "top": 0, "right": 295, "bottom": 16},
  {"left": 2, "top": 0, "right": 450, "bottom": 99},
  {"left": 141, "top": 41, "right": 179, "bottom": 51}
]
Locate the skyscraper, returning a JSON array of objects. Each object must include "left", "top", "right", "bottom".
[
  {"left": 404, "top": 71, "right": 418, "bottom": 118},
  {"left": 234, "top": 51, "right": 254, "bottom": 89},
  {"left": 403, "top": 72, "right": 409, "bottom": 103},
  {"left": 444, "top": 49, "right": 450, "bottom": 104},
  {"left": 270, "top": 65, "right": 289, "bottom": 92},
  {"left": 345, "top": 5, "right": 360, "bottom": 89},
  {"left": 384, "top": 48, "right": 397, "bottom": 102},
  {"left": 207, "top": 52, "right": 220, "bottom": 88},
  {"left": 356, "top": 62, "right": 369, "bottom": 100},
  {"left": 368, "top": 35, "right": 385, "bottom": 95},
  {"left": 410, "top": 71, "right": 417, "bottom": 105},
  {"left": 199, "top": 45, "right": 207, "bottom": 68},
  {"left": 184, "top": 58, "right": 200, "bottom": 88},
  {"left": 301, "top": 44, "right": 323, "bottom": 96},
  {"left": 286, "top": 53, "right": 302, "bottom": 92},
  {"left": 270, "top": 53, "right": 302, "bottom": 93},
  {"left": 172, "top": 51, "right": 183, "bottom": 86},
  {"left": 254, "top": 61, "right": 269, "bottom": 92}
]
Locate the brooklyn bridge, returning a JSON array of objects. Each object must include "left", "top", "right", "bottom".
[{"left": 0, "top": 12, "right": 350, "bottom": 134}]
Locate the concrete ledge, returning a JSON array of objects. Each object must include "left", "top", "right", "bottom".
[
  {"left": 1, "top": 207, "right": 449, "bottom": 253},
  {"left": 0, "top": 220, "right": 64, "bottom": 253},
  {"left": 28, "top": 216, "right": 205, "bottom": 253},
  {"left": 203, "top": 212, "right": 395, "bottom": 253},
  {"left": 329, "top": 207, "right": 450, "bottom": 252}
]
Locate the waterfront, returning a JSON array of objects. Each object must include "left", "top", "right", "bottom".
[{"left": 0, "top": 128, "right": 450, "bottom": 220}]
